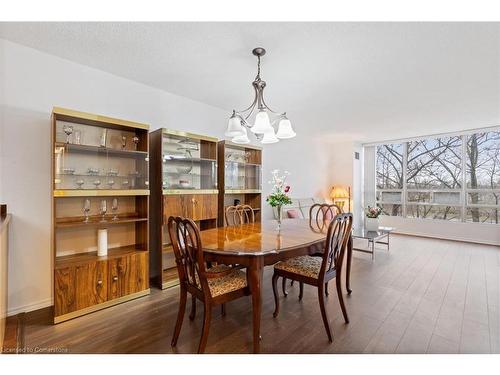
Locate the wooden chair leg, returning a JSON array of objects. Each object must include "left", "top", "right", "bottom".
[
  {"left": 221, "top": 303, "right": 226, "bottom": 316},
  {"left": 189, "top": 295, "right": 196, "bottom": 321},
  {"left": 299, "top": 282, "right": 304, "bottom": 300},
  {"left": 325, "top": 282, "right": 329, "bottom": 296},
  {"left": 282, "top": 277, "right": 288, "bottom": 297},
  {"left": 272, "top": 272, "right": 280, "bottom": 318},
  {"left": 198, "top": 304, "right": 212, "bottom": 354},
  {"left": 318, "top": 284, "right": 333, "bottom": 342},
  {"left": 336, "top": 277, "right": 349, "bottom": 324},
  {"left": 171, "top": 287, "right": 187, "bottom": 347}
]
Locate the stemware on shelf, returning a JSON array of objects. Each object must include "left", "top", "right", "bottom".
[
  {"left": 100, "top": 200, "right": 107, "bottom": 222},
  {"left": 63, "top": 124, "right": 73, "bottom": 144},
  {"left": 73, "top": 130, "right": 82, "bottom": 145},
  {"left": 93, "top": 179, "right": 101, "bottom": 189},
  {"left": 121, "top": 135, "right": 127, "bottom": 150},
  {"left": 75, "top": 179, "right": 85, "bottom": 189},
  {"left": 107, "top": 179, "right": 115, "bottom": 189},
  {"left": 100, "top": 129, "right": 107, "bottom": 148},
  {"left": 111, "top": 198, "right": 118, "bottom": 221},
  {"left": 83, "top": 198, "right": 91, "bottom": 223},
  {"left": 132, "top": 135, "right": 139, "bottom": 150}
]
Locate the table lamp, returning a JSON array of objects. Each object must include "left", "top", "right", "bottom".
[{"left": 330, "top": 186, "right": 351, "bottom": 212}]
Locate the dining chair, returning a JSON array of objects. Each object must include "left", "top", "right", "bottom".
[
  {"left": 168, "top": 216, "right": 251, "bottom": 353},
  {"left": 271, "top": 213, "right": 353, "bottom": 342},
  {"left": 225, "top": 204, "right": 255, "bottom": 226},
  {"left": 282, "top": 203, "right": 344, "bottom": 297}
]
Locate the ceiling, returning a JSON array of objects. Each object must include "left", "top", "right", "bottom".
[{"left": 1, "top": 22, "right": 499, "bottom": 142}]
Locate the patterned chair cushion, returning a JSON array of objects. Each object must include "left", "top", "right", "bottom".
[
  {"left": 204, "top": 265, "right": 247, "bottom": 297},
  {"left": 274, "top": 255, "right": 323, "bottom": 279}
]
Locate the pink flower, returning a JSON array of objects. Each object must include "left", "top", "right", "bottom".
[{"left": 284, "top": 185, "right": 290, "bottom": 193}]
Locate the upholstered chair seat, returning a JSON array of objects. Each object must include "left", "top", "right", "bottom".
[
  {"left": 274, "top": 256, "right": 324, "bottom": 279},
  {"left": 201, "top": 265, "right": 248, "bottom": 297}
]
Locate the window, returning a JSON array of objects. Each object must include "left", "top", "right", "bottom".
[
  {"left": 375, "top": 128, "right": 500, "bottom": 224},
  {"left": 376, "top": 143, "right": 403, "bottom": 216}
]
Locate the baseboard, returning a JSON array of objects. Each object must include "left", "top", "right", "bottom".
[
  {"left": 392, "top": 229, "right": 500, "bottom": 247},
  {"left": 7, "top": 298, "right": 52, "bottom": 317}
]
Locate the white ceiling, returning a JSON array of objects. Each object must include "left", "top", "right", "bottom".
[{"left": 1, "top": 22, "right": 499, "bottom": 142}]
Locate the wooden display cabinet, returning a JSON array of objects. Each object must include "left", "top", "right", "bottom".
[
  {"left": 149, "top": 129, "right": 218, "bottom": 289},
  {"left": 217, "top": 141, "right": 263, "bottom": 226},
  {"left": 51, "top": 107, "right": 150, "bottom": 323}
]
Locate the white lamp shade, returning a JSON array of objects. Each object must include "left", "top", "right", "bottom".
[
  {"left": 232, "top": 127, "right": 250, "bottom": 144},
  {"left": 250, "top": 110, "right": 272, "bottom": 134},
  {"left": 276, "top": 118, "right": 296, "bottom": 139},
  {"left": 261, "top": 127, "right": 279, "bottom": 144},
  {"left": 225, "top": 115, "right": 245, "bottom": 137}
]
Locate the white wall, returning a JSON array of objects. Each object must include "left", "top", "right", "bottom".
[{"left": 0, "top": 39, "right": 336, "bottom": 314}]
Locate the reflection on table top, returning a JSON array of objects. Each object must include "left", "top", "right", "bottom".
[
  {"left": 352, "top": 226, "right": 395, "bottom": 240},
  {"left": 200, "top": 219, "right": 329, "bottom": 256}
]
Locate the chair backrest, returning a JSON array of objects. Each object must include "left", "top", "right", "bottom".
[
  {"left": 225, "top": 204, "right": 255, "bottom": 226},
  {"left": 309, "top": 203, "right": 343, "bottom": 230},
  {"left": 167, "top": 216, "right": 209, "bottom": 295},
  {"left": 319, "top": 213, "right": 353, "bottom": 281}
]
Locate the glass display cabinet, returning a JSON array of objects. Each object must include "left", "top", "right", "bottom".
[
  {"left": 217, "top": 141, "right": 262, "bottom": 226},
  {"left": 149, "top": 128, "right": 218, "bottom": 289},
  {"left": 51, "top": 107, "right": 150, "bottom": 324}
]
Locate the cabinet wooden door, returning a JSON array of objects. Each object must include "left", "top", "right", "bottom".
[
  {"left": 189, "top": 194, "right": 217, "bottom": 221},
  {"left": 75, "top": 260, "right": 108, "bottom": 310},
  {"left": 54, "top": 266, "right": 76, "bottom": 316},
  {"left": 108, "top": 256, "right": 132, "bottom": 300},
  {"left": 129, "top": 252, "right": 148, "bottom": 294},
  {"left": 162, "top": 195, "right": 186, "bottom": 223}
]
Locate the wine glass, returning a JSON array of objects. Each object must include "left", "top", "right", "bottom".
[
  {"left": 93, "top": 179, "right": 101, "bottom": 189},
  {"left": 111, "top": 198, "right": 118, "bottom": 221},
  {"left": 100, "top": 200, "right": 107, "bottom": 222},
  {"left": 63, "top": 125, "right": 73, "bottom": 144},
  {"left": 83, "top": 199, "right": 91, "bottom": 223},
  {"left": 107, "top": 179, "right": 115, "bottom": 189},
  {"left": 75, "top": 179, "right": 85, "bottom": 189},
  {"left": 121, "top": 135, "right": 127, "bottom": 150},
  {"left": 122, "top": 179, "right": 130, "bottom": 189},
  {"left": 132, "top": 135, "right": 139, "bottom": 150}
]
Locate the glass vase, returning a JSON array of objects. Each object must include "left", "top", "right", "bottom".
[{"left": 276, "top": 204, "right": 283, "bottom": 231}]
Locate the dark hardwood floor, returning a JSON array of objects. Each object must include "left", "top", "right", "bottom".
[{"left": 16, "top": 235, "right": 500, "bottom": 353}]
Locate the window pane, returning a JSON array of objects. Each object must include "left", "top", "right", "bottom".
[
  {"left": 466, "top": 207, "right": 500, "bottom": 224},
  {"left": 407, "top": 192, "right": 431, "bottom": 203},
  {"left": 376, "top": 144, "right": 403, "bottom": 189},
  {"left": 380, "top": 191, "right": 402, "bottom": 203},
  {"left": 466, "top": 131, "right": 500, "bottom": 189},
  {"left": 467, "top": 191, "right": 500, "bottom": 206},
  {"left": 380, "top": 204, "right": 402, "bottom": 216},
  {"left": 433, "top": 191, "right": 461, "bottom": 205},
  {"left": 406, "top": 205, "right": 461, "bottom": 221},
  {"left": 407, "top": 136, "right": 462, "bottom": 189}
]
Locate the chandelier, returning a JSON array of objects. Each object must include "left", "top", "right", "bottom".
[{"left": 225, "top": 47, "right": 296, "bottom": 144}]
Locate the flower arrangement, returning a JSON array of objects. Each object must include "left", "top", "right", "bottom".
[
  {"left": 365, "top": 205, "right": 382, "bottom": 218},
  {"left": 266, "top": 170, "right": 292, "bottom": 207}
]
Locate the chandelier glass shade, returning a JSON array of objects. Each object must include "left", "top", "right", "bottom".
[{"left": 225, "top": 47, "right": 296, "bottom": 144}]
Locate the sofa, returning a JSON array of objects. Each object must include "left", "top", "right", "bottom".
[{"left": 273, "top": 197, "right": 328, "bottom": 220}]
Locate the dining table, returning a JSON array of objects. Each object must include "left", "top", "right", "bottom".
[{"left": 200, "top": 219, "right": 353, "bottom": 353}]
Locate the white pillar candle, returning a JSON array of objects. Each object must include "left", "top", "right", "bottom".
[{"left": 97, "top": 229, "right": 108, "bottom": 256}]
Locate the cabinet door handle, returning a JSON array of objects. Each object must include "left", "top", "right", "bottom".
[
  {"left": 97, "top": 280, "right": 103, "bottom": 286},
  {"left": 113, "top": 276, "right": 118, "bottom": 281}
]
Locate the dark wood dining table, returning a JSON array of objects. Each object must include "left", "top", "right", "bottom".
[{"left": 200, "top": 219, "right": 353, "bottom": 353}]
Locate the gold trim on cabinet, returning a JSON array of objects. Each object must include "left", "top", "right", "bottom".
[
  {"left": 162, "top": 280, "right": 180, "bottom": 289},
  {"left": 53, "top": 289, "right": 150, "bottom": 324},
  {"left": 224, "top": 140, "right": 262, "bottom": 151},
  {"left": 52, "top": 107, "right": 150, "bottom": 130},
  {"left": 53, "top": 189, "right": 150, "bottom": 197},
  {"left": 161, "top": 128, "right": 218, "bottom": 143},
  {"left": 225, "top": 189, "right": 262, "bottom": 194},
  {"left": 162, "top": 189, "right": 218, "bottom": 195}
]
